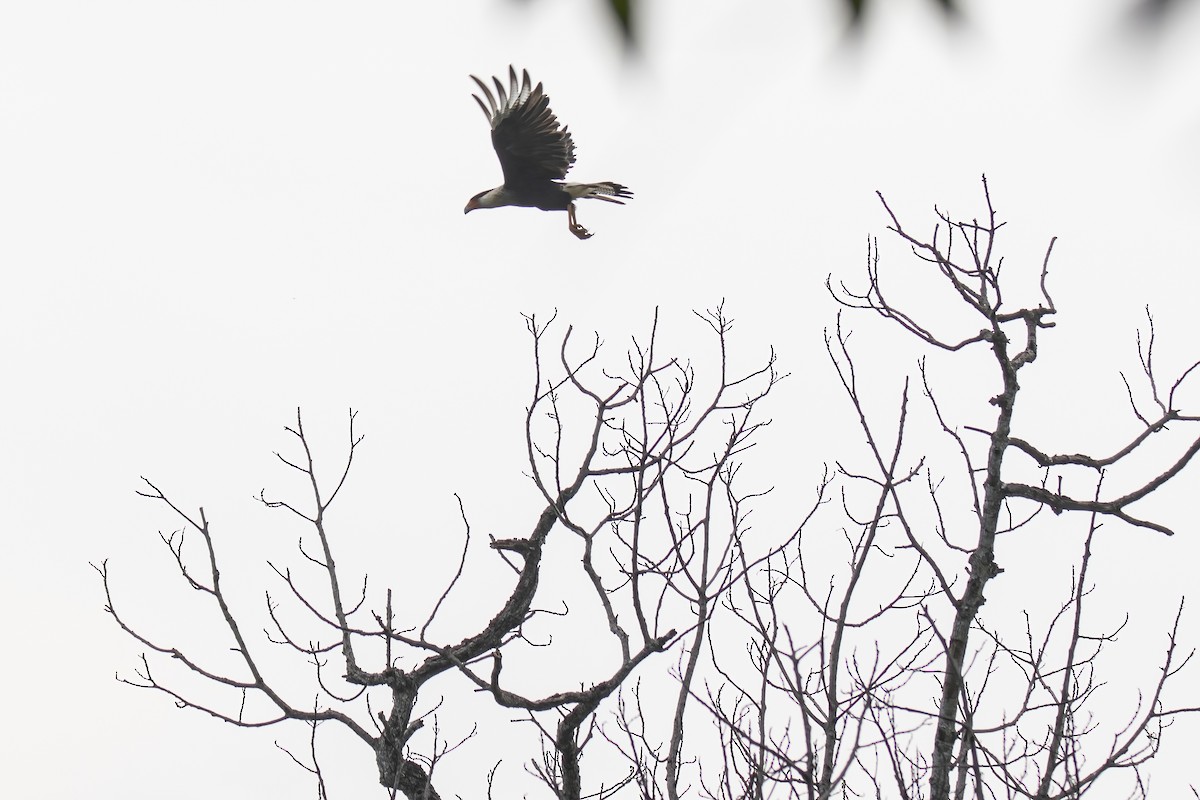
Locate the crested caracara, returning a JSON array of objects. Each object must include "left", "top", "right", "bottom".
[{"left": 464, "top": 67, "right": 633, "bottom": 240}]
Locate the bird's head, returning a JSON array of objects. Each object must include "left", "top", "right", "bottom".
[{"left": 464, "top": 187, "right": 506, "bottom": 214}]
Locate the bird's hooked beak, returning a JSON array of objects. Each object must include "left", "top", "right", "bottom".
[{"left": 464, "top": 197, "right": 481, "bottom": 214}]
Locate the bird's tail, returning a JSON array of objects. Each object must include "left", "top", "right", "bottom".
[{"left": 565, "top": 182, "right": 634, "bottom": 205}]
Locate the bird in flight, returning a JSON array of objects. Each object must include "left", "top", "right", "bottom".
[{"left": 464, "top": 67, "right": 633, "bottom": 240}]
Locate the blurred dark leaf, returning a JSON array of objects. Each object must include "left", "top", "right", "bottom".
[
  {"left": 511, "top": 0, "right": 635, "bottom": 46},
  {"left": 609, "top": 0, "right": 633, "bottom": 45},
  {"left": 1131, "top": 0, "right": 1196, "bottom": 27},
  {"left": 510, "top": 0, "right": 1192, "bottom": 49},
  {"left": 845, "top": 0, "right": 959, "bottom": 26}
]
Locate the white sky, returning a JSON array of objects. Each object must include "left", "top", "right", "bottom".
[{"left": 3, "top": 0, "right": 1200, "bottom": 797}]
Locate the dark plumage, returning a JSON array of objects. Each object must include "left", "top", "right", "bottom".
[{"left": 464, "top": 67, "right": 632, "bottom": 240}]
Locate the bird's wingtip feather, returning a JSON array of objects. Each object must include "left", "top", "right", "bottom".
[
  {"left": 470, "top": 74, "right": 498, "bottom": 117},
  {"left": 493, "top": 75, "right": 508, "bottom": 112}
]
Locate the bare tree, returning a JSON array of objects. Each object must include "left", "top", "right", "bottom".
[
  {"left": 97, "top": 179, "right": 1199, "bottom": 800},
  {"left": 701, "top": 176, "right": 1200, "bottom": 800},
  {"left": 95, "top": 306, "right": 788, "bottom": 800}
]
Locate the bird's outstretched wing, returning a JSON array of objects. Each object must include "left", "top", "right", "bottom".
[{"left": 471, "top": 66, "right": 577, "bottom": 185}]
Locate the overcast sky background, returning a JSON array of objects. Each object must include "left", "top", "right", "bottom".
[{"left": 4, "top": 0, "right": 1200, "bottom": 797}]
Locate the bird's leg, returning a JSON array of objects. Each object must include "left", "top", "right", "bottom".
[{"left": 568, "top": 203, "right": 593, "bottom": 240}]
